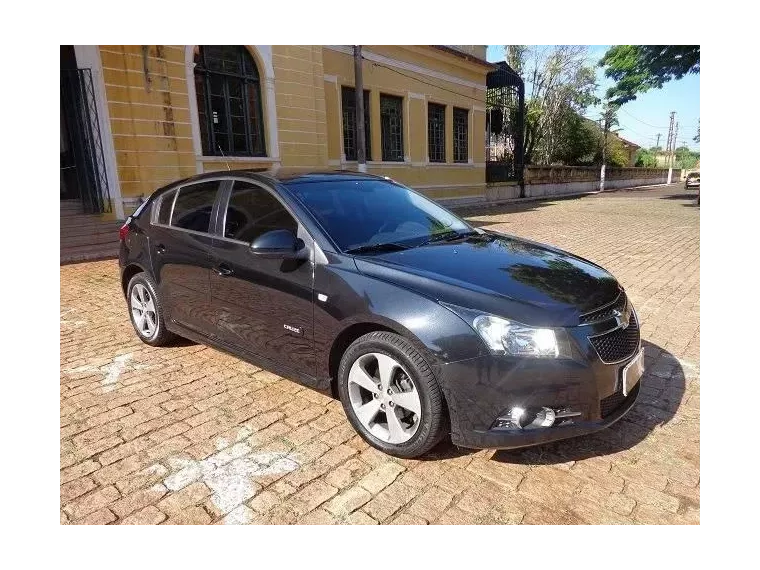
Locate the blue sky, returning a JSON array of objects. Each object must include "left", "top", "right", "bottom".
[{"left": 486, "top": 45, "right": 700, "bottom": 151}]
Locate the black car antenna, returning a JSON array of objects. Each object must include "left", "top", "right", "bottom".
[{"left": 217, "top": 144, "right": 231, "bottom": 171}]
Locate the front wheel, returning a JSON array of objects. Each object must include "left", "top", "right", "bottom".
[{"left": 337, "top": 331, "right": 448, "bottom": 458}]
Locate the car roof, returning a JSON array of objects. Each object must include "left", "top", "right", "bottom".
[{"left": 148, "top": 169, "right": 393, "bottom": 202}]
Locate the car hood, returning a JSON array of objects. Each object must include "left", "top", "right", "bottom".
[{"left": 353, "top": 231, "right": 620, "bottom": 327}]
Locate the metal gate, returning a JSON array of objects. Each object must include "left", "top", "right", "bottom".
[
  {"left": 486, "top": 62, "right": 525, "bottom": 189},
  {"left": 60, "top": 68, "right": 111, "bottom": 214}
]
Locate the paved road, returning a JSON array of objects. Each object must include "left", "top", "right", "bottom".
[{"left": 60, "top": 183, "right": 699, "bottom": 524}]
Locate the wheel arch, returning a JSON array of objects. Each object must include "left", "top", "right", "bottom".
[
  {"left": 121, "top": 262, "right": 149, "bottom": 298},
  {"left": 326, "top": 313, "right": 452, "bottom": 399}
]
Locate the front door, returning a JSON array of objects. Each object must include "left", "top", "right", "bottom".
[
  {"left": 211, "top": 180, "right": 315, "bottom": 379},
  {"left": 151, "top": 179, "right": 224, "bottom": 336},
  {"left": 60, "top": 45, "right": 81, "bottom": 201}
]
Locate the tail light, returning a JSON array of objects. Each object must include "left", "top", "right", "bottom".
[{"left": 119, "top": 221, "right": 130, "bottom": 241}]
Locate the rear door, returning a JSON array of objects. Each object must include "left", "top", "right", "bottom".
[
  {"left": 210, "top": 179, "right": 316, "bottom": 379},
  {"left": 150, "top": 179, "right": 227, "bottom": 336}
]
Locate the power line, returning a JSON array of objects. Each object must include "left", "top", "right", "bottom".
[
  {"left": 620, "top": 107, "right": 699, "bottom": 130},
  {"left": 617, "top": 123, "right": 658, "bottom": 140},
  {"left": 368, "top": 60, "right": 489, "bottom": 105},
  {"left": 620, "top": 108, "right": 668, "bottom": 129}
]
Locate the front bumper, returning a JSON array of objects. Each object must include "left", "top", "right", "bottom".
[{"left": 438, "top": 310, "right": 643, "bottom": 450}]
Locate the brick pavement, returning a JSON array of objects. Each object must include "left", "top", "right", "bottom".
[{"left": 60, "top": 184, "right": 699, "bottom": 524}]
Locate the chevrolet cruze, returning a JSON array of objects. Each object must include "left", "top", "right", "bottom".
[{"left": 119, "top": 171, "right": 643, "bottom": 458}]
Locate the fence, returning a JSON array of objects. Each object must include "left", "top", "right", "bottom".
[{"left": 441, "top": 166, "right": 678, "bottom": 207}]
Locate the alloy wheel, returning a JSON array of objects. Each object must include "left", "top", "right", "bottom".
[
  {"left": 347, "top": 352, "right": 422, "bottom": 444},
  {"left": 130, "top": 283, "right": 157, "bottom": 338}
]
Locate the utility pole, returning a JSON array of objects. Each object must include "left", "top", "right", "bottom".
[
  {"left": 353, "top": 45, "right": 367, "bottom": 173},
  {"left": 599, "top": 107, "right": 612, "bottom": 192},
  {"left": 600, "top": 118, "right": 608, "bottom": 192},
  {"left": 665, "top": 111, "right": 675, "bottom": 183},
  {"left": 654, "top": 133, "right": 661, "bottom": 168},
  {"left": 673, "top": 121, "right": 679, "bottom": 169}
]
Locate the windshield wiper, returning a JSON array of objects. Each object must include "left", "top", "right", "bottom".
[
  {"left": 345, "top": 242, "right": 410, "bottom": 255},
  {"left": 418, "top": 230, "right": 477, "bottom": 247}
]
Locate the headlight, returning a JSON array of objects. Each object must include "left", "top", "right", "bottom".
[{"left": 472, "top": 315, "right": 558, "bottom": 357}]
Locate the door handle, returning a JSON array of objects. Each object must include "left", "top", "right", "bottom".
[
  {"left": 156, "top": 244, "right": 166, "bottom": 254},
  {"left": 215, "top": 264, "right": 233, "bottom": 277}
]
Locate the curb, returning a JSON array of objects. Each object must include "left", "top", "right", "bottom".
[{"left": 448, "top": 183, "right": 679, "bottom": 212}]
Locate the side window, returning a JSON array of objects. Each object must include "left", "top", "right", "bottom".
[
  {"left": 156, "top": 189, "right": 176, "bottom": 225},
  {"left": 224, "top": 181, "right": 297, "bottom": 243},
  {"left": 171, "top": 181, "right": 220, "bottom": 233}
]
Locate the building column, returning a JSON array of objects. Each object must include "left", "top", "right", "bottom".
[{"left": 73, "top": 45, "right": 124, "bottom": 219}]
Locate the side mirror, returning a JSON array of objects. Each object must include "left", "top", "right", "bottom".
[{"left": 250, "top": 229, "right": 307, "bottom": 260}]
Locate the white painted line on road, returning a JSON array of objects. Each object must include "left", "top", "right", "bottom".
[
  {"left": 102, "top": 353, "right": 132, "bottom": 392},
  {"left": 164, "top": 439, "right": 303, "bottom": 518}
]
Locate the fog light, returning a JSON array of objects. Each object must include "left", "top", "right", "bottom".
[
  {"left": 534, "top": 407, "right": 556, "bottom": 427},
  {"left": 492, "top": 406, "right": 580, "bottom": 430},
  {"left": 510, "top": 407, "right": 525, "bottom": 424}
]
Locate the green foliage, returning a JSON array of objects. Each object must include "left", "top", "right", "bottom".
[
  {"left": 506, "top": 45, "right": 527, "bottom": 76},
  {"left": 551, "top": 111, "right": 599, "bottom": 165},
  {"left": 600, "top": 137, "right": 629, "bottom": 168},
  {"left": 505, "top": 45, "right": 599, "bottom": 165},
  {"left": 675, "top": 146, "right": 700, "bottom": 169},
  {"left": 599, "top": 45, "right": 700, "bottom": 105},
  {"left": 635, "top": 149, "right": 658, "bottom": 167}
]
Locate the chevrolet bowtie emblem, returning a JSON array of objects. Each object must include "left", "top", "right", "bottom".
[{"left": 612, "top": 309, "right": 629, "bottom": 329}]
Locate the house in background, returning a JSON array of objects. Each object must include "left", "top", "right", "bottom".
[
  {"left": 60, "top": 45, "right": 493, "bottom": 262},
  {"left": 613, "top": 134, "right": 640, "bottom": 167}
]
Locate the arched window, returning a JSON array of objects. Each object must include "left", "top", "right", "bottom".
[{"left": 193, "top": 46, "right": 266, "bottom": 157}]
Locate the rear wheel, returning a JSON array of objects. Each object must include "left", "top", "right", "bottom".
[
  {"left": 126, "top": 272, "right": 175, "bottom": 346},
  {"left": 337, "top": 331, "right": 448, "bottom": 458}
]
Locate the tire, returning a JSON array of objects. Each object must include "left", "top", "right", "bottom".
[
  {"left": 126, "top": 272, "right": 176, "bottom": 347},
  {"left": 337, "top": 331, "right": 448, "bottom": 458}
]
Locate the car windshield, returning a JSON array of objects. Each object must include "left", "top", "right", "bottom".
[{"left": 284, "top": 178, "right": 472, "bottom": 253}]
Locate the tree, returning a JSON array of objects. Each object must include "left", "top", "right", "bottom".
[
  {"left": 599, "top": 45, "right": 700, "bottom": 105},
  {"left": 506, "top": 45, "right": 599, "bottom": 164},
  {"left": 552, "top": 111, "right": 599, "bottom": 165},
  {"left": 635, "top": 148, "right": 657, "bottom": 167},
  {"left": 604, "top": 136, "right": 629, "bottom": 167},
  {"left": 597, "top": 104, "right": 627, "bottom": 167},
  {"left": 675, "top": 145, "right": 699, "bottom": 169}
]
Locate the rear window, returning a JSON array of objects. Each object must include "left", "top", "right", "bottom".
[
  {"left": 171, "top": 181, "right": 220, "bottom": 233},
  {"left": 156, "top": 189, "right": 176, "bottom": 225}
]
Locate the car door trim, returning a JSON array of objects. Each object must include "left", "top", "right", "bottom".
[{"left": 213, "top": 176, "right": 325, "bottom": 264}]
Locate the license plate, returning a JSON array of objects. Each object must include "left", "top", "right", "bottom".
[{"left": 622, "top": 349, "right": 644, "bottom": 396}]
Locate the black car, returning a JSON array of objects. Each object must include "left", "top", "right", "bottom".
[{"left": 119, "top": 171, "right": 643, "bottom": 458}]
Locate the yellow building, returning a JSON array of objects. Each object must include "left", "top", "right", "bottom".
[{"left": 61, "top": 45, "right": 492, "bottom": 225}]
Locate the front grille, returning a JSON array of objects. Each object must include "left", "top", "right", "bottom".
[
  {"left": 600, "top": 382, "right": 639, "bottom": 418},
  {"left": 580, "top": 291, "right": 627, "bottom": 325},
  {"left": 589, "top": 311, "right": 640, "bottom": 363}
]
